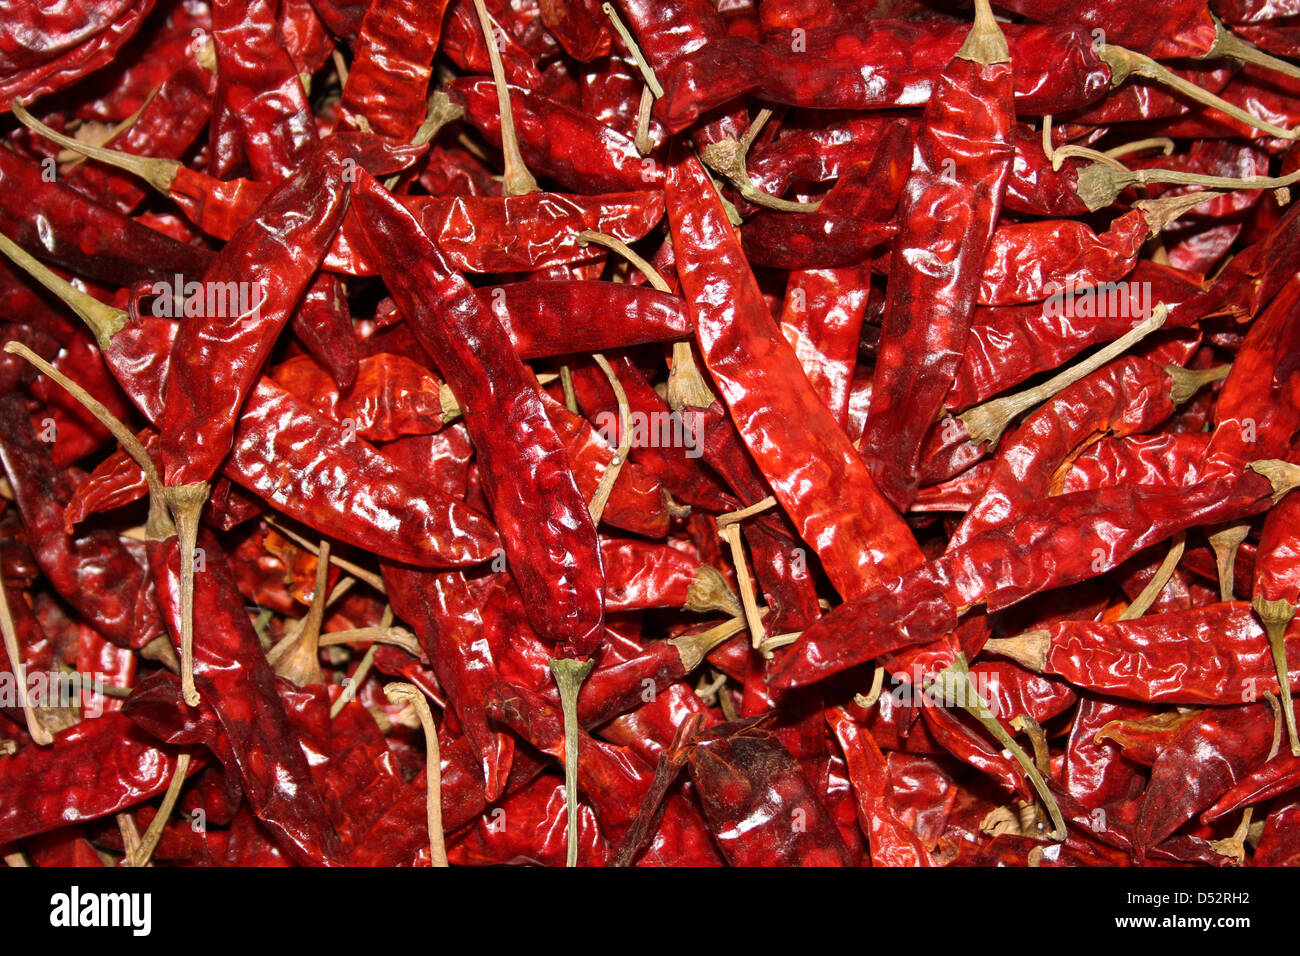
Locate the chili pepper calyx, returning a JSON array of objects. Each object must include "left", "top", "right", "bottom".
[
  {"left": 684, "top": 565, "right": 743, "bottom": 617},
  {"left": 983, "top": 631, "right": 1049, "bottom": 673},
  {"left": 955, "top": 0, "right": 1011, "bottom": 65}
]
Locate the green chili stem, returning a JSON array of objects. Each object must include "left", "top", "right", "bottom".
[{"left": 550, "top": 657, "right": 595, "bottom": 867}]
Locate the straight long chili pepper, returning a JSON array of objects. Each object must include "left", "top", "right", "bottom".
[{"left": 858, "top": 0, "right": 1014, "bottom": 512}]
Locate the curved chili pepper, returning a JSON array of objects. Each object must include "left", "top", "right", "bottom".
[
  {"left": 0, "top": 145, "right": 212, "bottom": 285},
  {"left": 150, "top": 528, "right": 345, "bottom": 865},
  {"left": 0, "top": 0, "right": 156, "bottom": 106},
  {"left": 449, "top": 78, "right": 661, "bottom": 193},
  {"left": 687, "top": 717, "right": 857, "bottom": 866},
  {"left": 989, "top": 602, "right": 1300, "bottom": 705},
  {"left": 0, "top": 712, "right": 189, "bottom": 845},
  {"left": 668, "top": 151, "right": 921, "bottom": 599},
  {"left": 1135, "top": 703, "right": 1274, "bottom": 853},
  {"left": 772, "top": 467, "right": 1284, "bottom": 689},
  {"left": 159, "top": 134, "right": 360, "bottom": 489},
  {"left": 951, "top": 356, "right": 1178, "bottom": 547},
  {"left": 949, "top": 261, "right": 1209, "bottom": 410},
  {"left": 351, "top": 168, "right": 604, "bottom": 656}
]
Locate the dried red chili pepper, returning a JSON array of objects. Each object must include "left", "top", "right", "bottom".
[
  {"left": 858, "top": 1, "right": 1015, "bottom": 511},
  {"left": 351, "top": 168, "right": 604, "bottom": 657}
]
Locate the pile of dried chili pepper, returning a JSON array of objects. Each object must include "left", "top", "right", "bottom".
[{"left": 2, "top": 0, "right": 1300, "bottom": 870}]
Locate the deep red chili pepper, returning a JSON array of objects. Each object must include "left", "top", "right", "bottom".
[
  {"left": 0, "top": 0, "right": 157, "bottom": 106},
  {"left": 149, "top": 528, "right": 346, "bottom": 865},
  {"left": 352, "top": 168, "right": 604, "bottom": 657},
  {"left": 669, "top": 151, "right": 922, "bottom": 599},
  {"left": 858, "top": 5, "right": 1014, "bottom": 511},
  {"left": 339, "top": 0, "right": 451, "bottom": 139}
]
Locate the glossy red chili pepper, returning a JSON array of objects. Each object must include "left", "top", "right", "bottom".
[
  {"left": 0, "top": 0, "right": 156, "bottom": 106},
  {"left": 150, "top": 528, "right": 345, "bottom": 865},
  {"left": 0, "top": 394, "right": 160, "bottom": 651},
  {"left": 989, "top": 603, "right": 1300, "bottom": 705},
  {"left": 339, "top": 0, "right": 450, "bottom": 139},
  {"left": 859, "top": 8, "right": 1014, "bottom": 511},
  {"left": 669, "top": 152, "right": 922, "bottom": 598},
  {"left": 159, "top": 135, "right": 361, "bottom": 489},
  {"left": 352, "top": 168, "right": 604, "bottom": 656}
]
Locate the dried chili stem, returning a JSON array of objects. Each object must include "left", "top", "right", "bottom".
[
  {"left": 854, "top": 666, "right": 887, "bottom": 709},
  {"left": 130, "top": 752, "right": 192, "bottom": 867},
  {"left": 469, "top": 0, "right": 538, "bottom": 195},
  {"left": 576, "top": 230, "right": 714, "bottom": 410},
  {"left": 1101, "top": 45, "right": 1299, "bottom": 141},
  {"left": 272, "top": 540, "right": 331, "bottom": 686},
  {"left": 1163, "top": 363, "right": 1231, "bottom": 404},
  {"left": 0, "top": 566, "right": 52, "bottom": 745},
  {"left": 318, "top": 625, "right": 420, "bottom": 656},
  {"left": 1103, "top": 137, "right": 1175, "bottom": 160},
  {"left": 1119, "top": 531, "right": 1185, "bottom": 620},
  {"left": 955, "top": 0, "right": 1010, "bottom": 63},
  {"left": 1077, "top": 157, "right": 1300, "bottom": 212},
  {"left": 984, "top": 630, "right": 1050, "bottom": 673},
  {"left": 930, "top": 654, "right": 1067, "bottom": 841},
  {"left": 589, "top": 354, "right": 630, "bottom": 525},
  {"left": 577, "top": 229, "right": 670, "bottom": 291},
  {"left": 1253, "top": 596, "right": 1300, "bottom": 757},
  {"left": 718, "top": 522, "right": 766, "bottom": 648},
  {"left": 383, "top": 682, "right": 448, "bottom": 866},
  {"left": 58, "top": 86, "right": 159, "bottom": 169},
  {"left": 549, "top": 656, "right": 596, "bottom": 867},
  {"left": 716, "top": 495, "right": 777, "bottom": 527},
  {"left": 600, "top": 3, "right": 663, "bottom": 97},
  {"left": 331, "top": 644, "right": 378, "bottom": 719},
  {"left": 164, "top": 483, "right": 210, "bottom": 707},
  {"left": 117, "top": 813, "right": 142, "bottom": 861},
  {"left": 1203, "top": 19, "right": 1300, "bottom": 85},
  {"left": 1208, "top": 521, "right": 1250, "bottom": 602},
  {"left": 0, "top": 228, "right": 127, "bottom": 347},
  {"left": 958, "top": 303, "right": 1167, "bottom": 446},
  {"left": 698, "top": 130, "right": 822, "bottom": 213},
  {"left": 12, "top": 98, "right": 179, "bottom": 194},
  {"left": 683, "top": 565, "right": 743, "bottom": 617},
  {"left": 634, "top": 85, "right": 655, "bottom": 155}
]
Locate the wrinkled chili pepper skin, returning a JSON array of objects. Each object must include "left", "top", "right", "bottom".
[
  {"left": 0, "top": 0, "right": 156, "bottom": 106},
  {"left": 773, "top": 470, "right": 1280, "bottom": 689},
  {"left": 352, "top": 169, "right": 604, "bottom": 657},
  {"left": 951, "top": 357, "right": 1177, "bottom": 547},
  {"left": 150, "top": 530, "right": 345, "bottom": 866},
  {"left": 1023, "top": 603, "right": 1300, "bottom": 704},
  {"left": 211, "top": 0, "right": 316, "bottom": 182},
  {"left": 340, "top": 0, "right": 451, "bottom": 139},
  {"left": 859, "top": 30, "right": 1014, "bottom": 512},
  {"left": 668, "top": 152, "right": 920, "bottom": 599},
  {"left": 160, "top": 136, "right": 358, "bottom": 487},
  {"left": 996, "top": 0, "right": 1217, "bottom": 58},
  {"left": 1256, "top": 491, "right": 1300, "bottom": 606},
  {"left": 0, "top": 713, "right": 190, "bottom": 845},
  {"left": 658, "top": 22, "right": 1109, "bottom": 130},
  {"left": 686, "top": 719, "right": 856, "bottom": 866},
  {"left": 0, "top": 145, "right": 212, "bottom": 286},
  {"left": 382, "top": 563, "right": 514, "bottom": 801},
  {"left": 481, "top": 281, "right": 690, "bottom": 358},
  {"left": 90, "top": 313, "right": 502, "bottom": 568},
  {"left": 1136, "top": 704, "right": 1275, "bottom": 853},
  {"left": 0, "top": 394, "right": 159, "bottom": 650}
]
